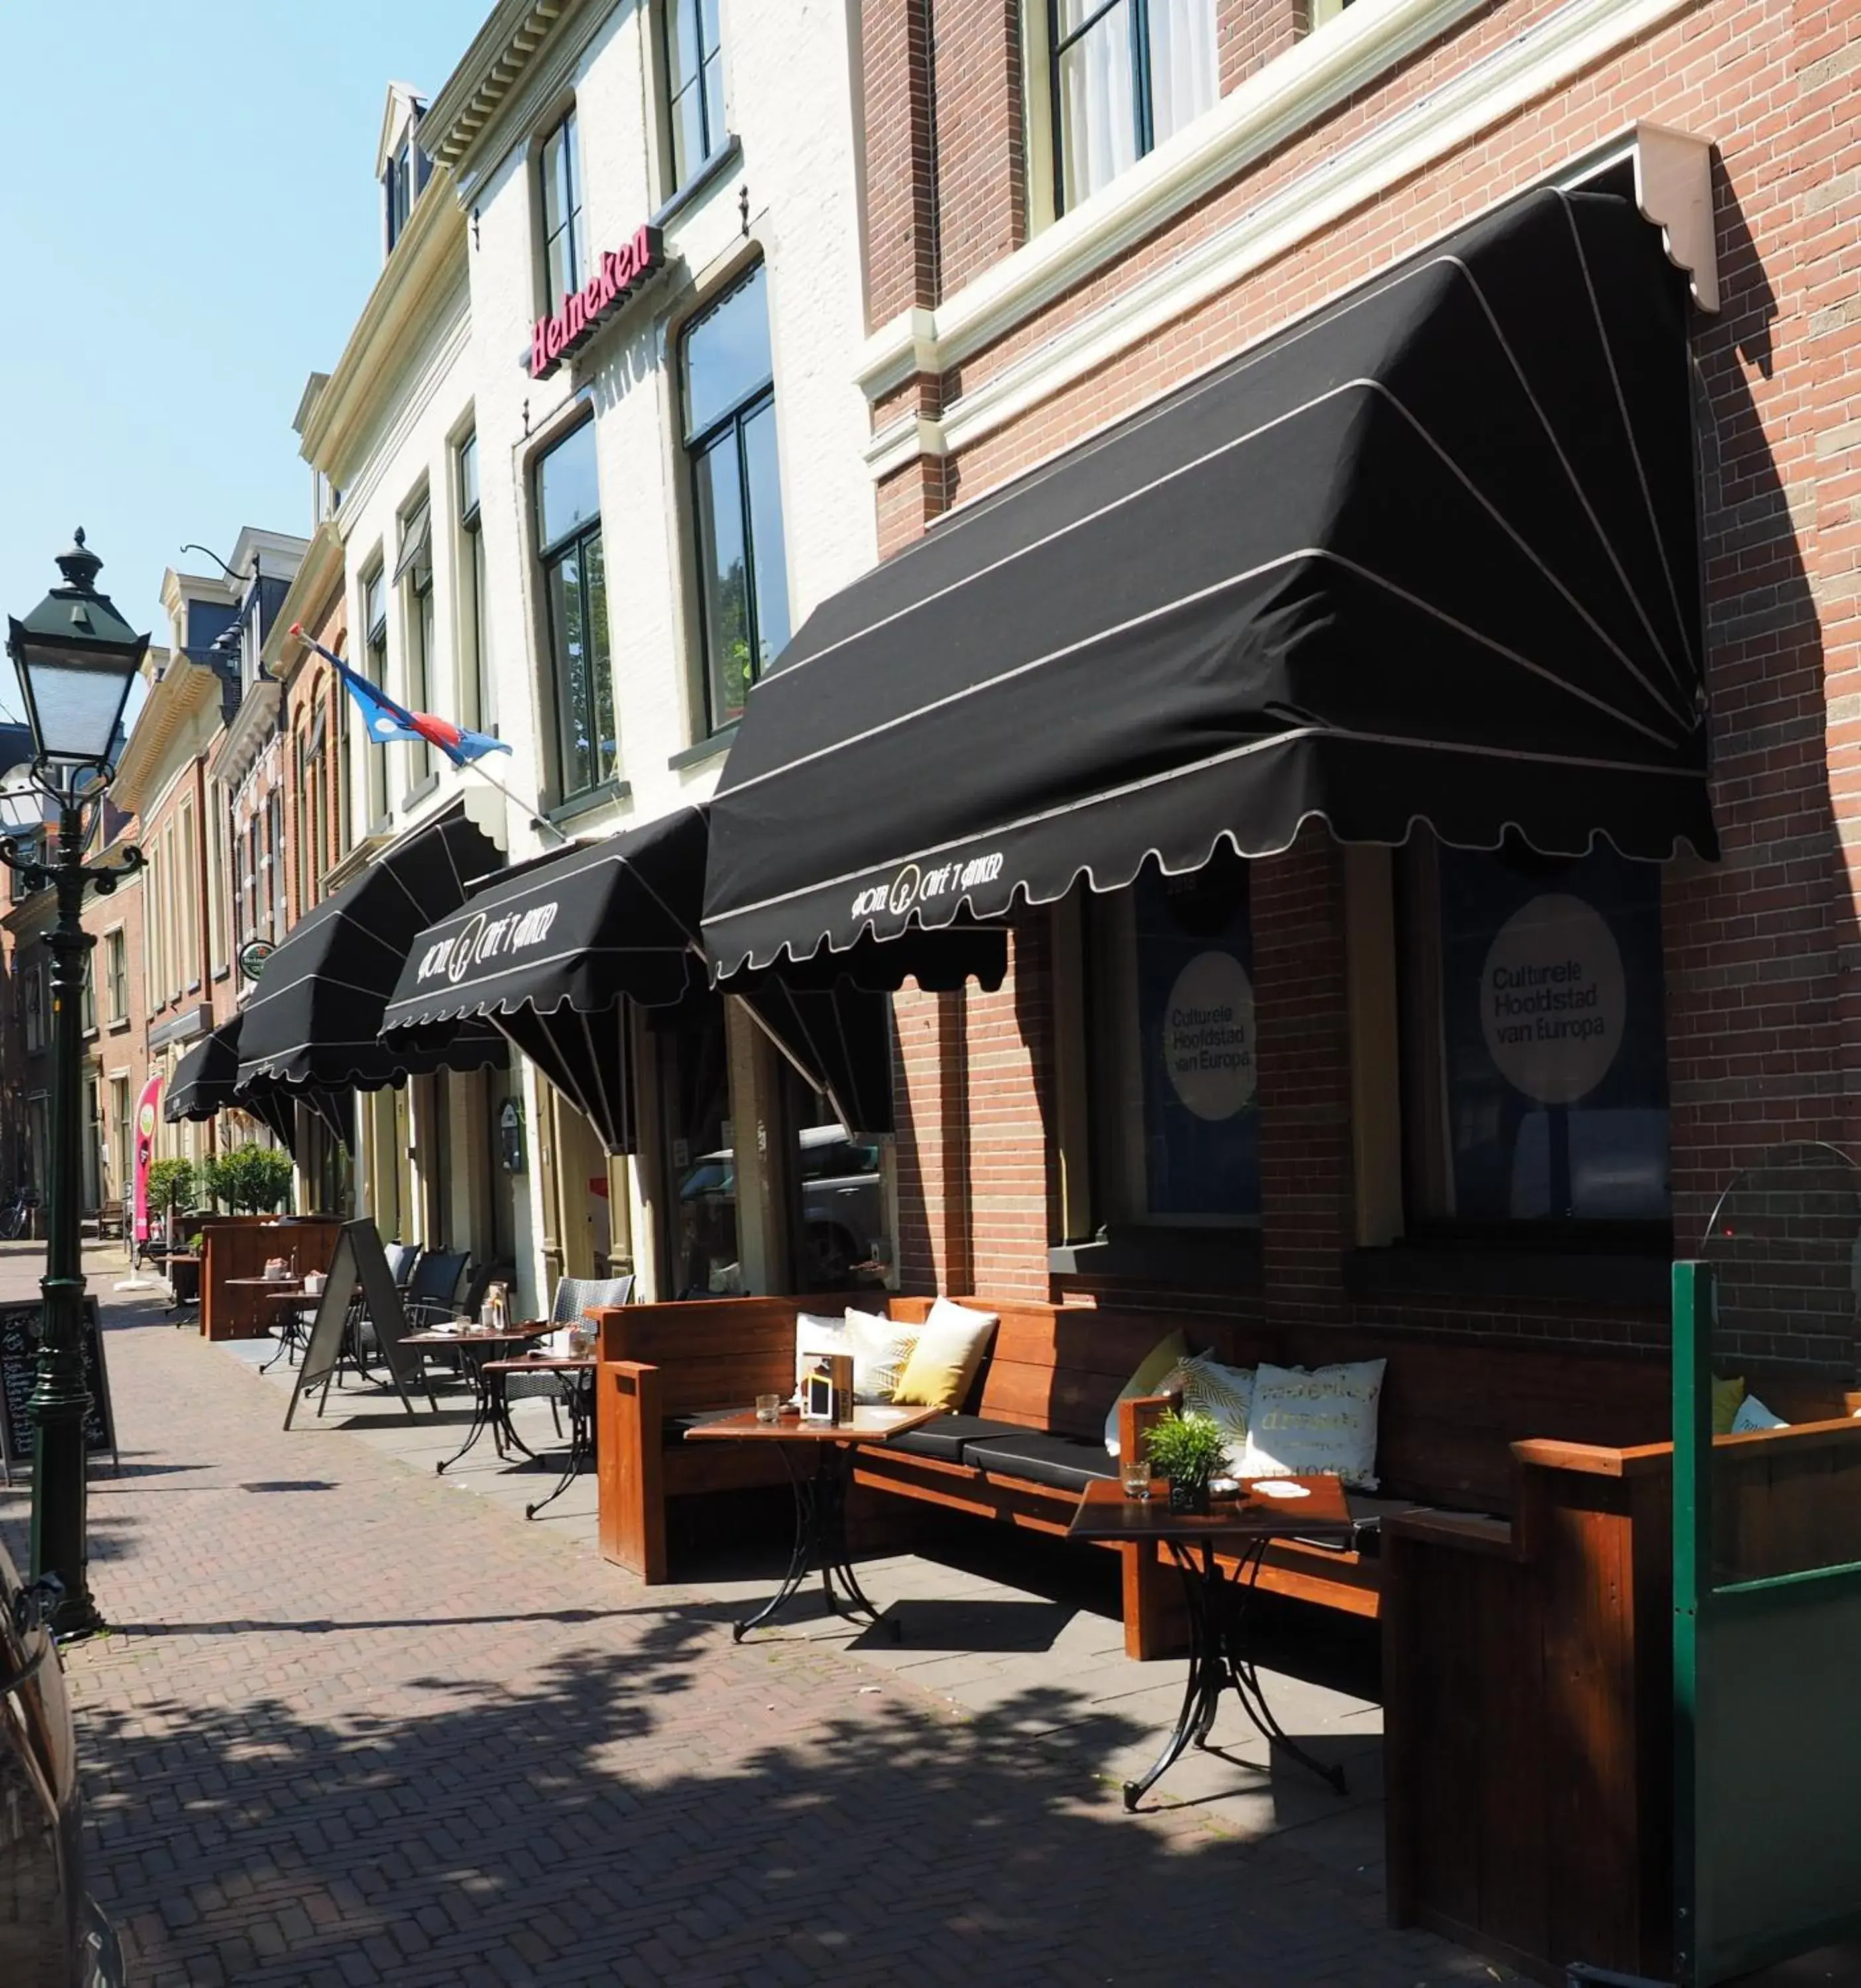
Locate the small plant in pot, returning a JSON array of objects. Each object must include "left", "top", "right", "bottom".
[{"left": 1142, "top": 1409, "right": 1229, "bottom": 1515}]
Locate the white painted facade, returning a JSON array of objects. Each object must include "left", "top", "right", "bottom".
[{"left": 302, "top": 2, "right": 877, "bottom": 1308}]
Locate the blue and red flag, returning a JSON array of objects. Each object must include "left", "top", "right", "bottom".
[{"left": 290, "top": 626, "right": 512, "bottom": 767}]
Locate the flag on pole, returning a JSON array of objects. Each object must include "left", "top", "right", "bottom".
[{"left": 290, "top": 626, "right": 512, "bottom": 767}]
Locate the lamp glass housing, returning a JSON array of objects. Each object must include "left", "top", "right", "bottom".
[{"left": 12, "top": 636, "right": 139, "bottom": 771}]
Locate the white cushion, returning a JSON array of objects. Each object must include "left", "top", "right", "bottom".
[
  {"left": 1168, "top": 1353, "right": 1256, "bottom": 1475},
  {"left": 843, "top": 1309, "right": 921, "bottom": 1404},
  {"left": 794, "top": 1311, "right": 852, "bottom": 1390},
  {"left": 1241, "top": 1358, "right": 1386, "bottom": 1489},
  {"left": 1730, "top": 1393, "right": 1787, "bottom": 1433}
]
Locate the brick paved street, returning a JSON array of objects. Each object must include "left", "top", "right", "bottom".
[{"left": 0, "top": 1247, "right": 1520, "bottom": 1987}]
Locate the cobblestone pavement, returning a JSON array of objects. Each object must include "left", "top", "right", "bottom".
[{"left": 0, "top": 1246, "right": 1515, "bottom": 1987}]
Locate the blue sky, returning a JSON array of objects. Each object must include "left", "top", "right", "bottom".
[{"left": 0, "top": 3, "right": 480, "bottom": 718}]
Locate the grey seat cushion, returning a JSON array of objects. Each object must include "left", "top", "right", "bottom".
[
  {"left": 961, "top": 1431, "right": 1117, "bottom": 1493},
  {"left": 1288, "top": 1490, "right": 1425, "bottom": 1556},
  {"left": 887, "top": 1414, "right": 1030, "bottom": 1464}
]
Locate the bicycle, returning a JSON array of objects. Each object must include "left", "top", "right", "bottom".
[{"left": 0, "top": 1189, "right": 37, "bottom": 1241}]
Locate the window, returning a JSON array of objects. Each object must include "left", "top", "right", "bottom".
[
  {"left": 23, "top": 956, "right": 43, "bottom": 1054},
  {"left": 80, "top": 957, "right": 95, "bottom": 1034},
  {"left": 266, "top": 791, "right": 284, "bottom": 940},
  {"left": 664, "top": 0, "right": 726, "bottom": 190},
  {"left": 681, "top": 265, "right": 790, "bottom": 730},
  {"left": 539, "top": 111, "right": 584, "bottom": 304},
  {"left": 1050, "top": 0, "right": 1217, "bottom": 213},
  {"left": 364, "top": 567, "right": 389, "bottom": 825},
  {"left": 108, "top": 1076, "right": 131, "bottom": 1203},
  {"left": 396, "top": 496, "right": 435, "bottom": 789},
  {"left": 1088, "top": 852, "right": 1259, "bottom": 1225},
  {"left": 659, "top": 998, "right": 736, "bottom": 1297},
  {"left": 1396, "top": 835, "right": 1670, "bottom": 1226},
  {"left": 384, "top": 137, "right": 427, "bottom": 252},
  {"left": 1310, "top": 0, "right": 1356, "bottom": 21},
  {"left": 457, "top": 433, "right": 490, "bottom": 734},
  {"left": 536, "top": 422, "right": 616, "bottom": 800},
  {"left": 105, "top": 928, "right": 127, "bottom": 1022}
]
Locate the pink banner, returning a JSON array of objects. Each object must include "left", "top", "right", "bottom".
[{"left": 133, "top": 1076, "right": 162, "bottom": 1244}]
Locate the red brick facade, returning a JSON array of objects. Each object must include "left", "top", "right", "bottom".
[{"left": 858, "top": 0, "right": 1861, "bottom": 1370}]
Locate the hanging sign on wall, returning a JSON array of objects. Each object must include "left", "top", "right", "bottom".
[{"left": 528, "top": 223, "right": 665, "bottom": 380}]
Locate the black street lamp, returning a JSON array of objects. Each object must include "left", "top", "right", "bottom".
[{"left": 0, "top": 532, "right": 146, "bottom": 1637}]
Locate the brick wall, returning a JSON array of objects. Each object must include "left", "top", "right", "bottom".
[
  {"left": 1218, "top": 0, "right": 1306, "bottom": 93},
  {"left": 862, "top": 0, "right": 1861, "bottom": 1367},
  {"left": 860, "top": 0, "right": 938, "bottom": 323}
]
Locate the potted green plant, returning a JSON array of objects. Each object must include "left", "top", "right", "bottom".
[
  {"left": 1142, "top": 1409, "right": 1229, "bottom": 1515},
  {"left": 144, "top": 1157, "right": 195, "bottom": 1238},
  {"left": 218, "top": 1144, "right": 294, "bottom": 1215}
]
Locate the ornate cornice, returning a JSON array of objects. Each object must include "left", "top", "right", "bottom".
[{"left": 298, "top": 176, "right": 469, "bottom": 490}]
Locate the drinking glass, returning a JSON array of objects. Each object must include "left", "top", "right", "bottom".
[
  {"left": 1121, "top": 1454, "right": 1152, "bottom": 1502},
  {"left": 756, "top": 1394, "right": 783, "bottom": 1423}
]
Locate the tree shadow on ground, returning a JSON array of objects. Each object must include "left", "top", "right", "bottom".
[{"left": 69, "top": 1600, "right": 1476, "bottom": 1988}]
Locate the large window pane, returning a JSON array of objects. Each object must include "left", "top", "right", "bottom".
[
  {"left": 583, "top": 530, "right": 617, "bottom": 786},
  {"left": 1058, "top": 1, "right": 1137, "bottom": 209},
  {"left": 549, "top": 545, "right": 594, "bottom": 797},
  {"left": 740, "top": 400, "right": 791, "bottom": 673},
  {"left": 1148, "top": 0, "right": 1217, "bottom": 146},
  {"left": 693, "top": 433, "right": 751, "bottom": 724},
  {"left": 537, "top": 422, "right": 600, "bottom": 550},
  {"left": 1426, "top": 844, "right": 1669, "bottom": 1222},
  {"left": 1135, "top": 855, "right": 1259, "bottom": 1218},
  {"left": 682, "top": 266, "right": 773, "bottom": 439}
]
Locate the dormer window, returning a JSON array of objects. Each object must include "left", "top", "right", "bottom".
[
  {"left": 380, "top": 90, "right": 431, "bottom": 258},
  {"left": 386, "top": 139, "right": 414, "bottom": 251}
]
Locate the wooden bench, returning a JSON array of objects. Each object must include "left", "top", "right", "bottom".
[
  {"left": 596, "top": 1295, "right": 1768, "bottom": 1657},
  {"left": 1382, "top": 1386, "right": 1861, "bottom": 1984}
]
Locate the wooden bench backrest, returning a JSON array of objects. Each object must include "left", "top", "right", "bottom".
[{"left": 595, "top": 1293, "right": 929, "bottom": 1414}]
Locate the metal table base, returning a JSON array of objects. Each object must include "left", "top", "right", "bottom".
[
  {"left": 732, "top": 1440, "right": 897, "bottom": 1643},
  {"left": 1123, "top": 1536, "right": 1349, "bottom": 1812}
]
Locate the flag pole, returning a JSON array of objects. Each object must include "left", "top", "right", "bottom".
[{"left": 290, "top": 627, "right": 567, "bottom": 846}]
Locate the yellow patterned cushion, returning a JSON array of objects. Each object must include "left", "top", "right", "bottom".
[
  {"left": 1104, "top": 1330, "right": 1190, "bottom": 1456},
  {"left": 1711, "top": 1375, "right": 1746, "bottom": 1437}
]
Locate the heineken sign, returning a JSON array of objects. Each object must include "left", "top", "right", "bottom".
[{"left": 528, "top": 223, "right": 665, "bottom": 380}]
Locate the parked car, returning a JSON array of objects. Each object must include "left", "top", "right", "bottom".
[
  {"left": 679, "top": 1124, "right": 888, "bottom": 1292},
  {"left": 0, "top": 1547, "right": 123, "bottom": 1987}
]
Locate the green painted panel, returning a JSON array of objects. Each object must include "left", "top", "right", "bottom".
[{"left": 1696, "top": 1586, "right": 1861, "bottom": 1981}]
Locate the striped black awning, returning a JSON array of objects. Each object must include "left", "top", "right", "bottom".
[
  {"left": 701, "top": 185, "right": 1716, "bottom": 977},
  {"left": 167, "top": 1013, "right": 353, "bottom": 1153},
  {"left": 237, "top": 804, "right": 507, "bottom": 1093}
]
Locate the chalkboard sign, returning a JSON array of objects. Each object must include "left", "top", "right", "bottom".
[
  {"left": 0, "top": 1299, "right": 119, "bottom": 1485},
  {"left": 285, "top": 1219, "right": 429, "bottom": 1430}
]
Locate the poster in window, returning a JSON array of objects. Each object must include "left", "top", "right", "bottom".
[
  {"left": 1438, "top": 846, "right": 1668, "bottom": 1221},
  {"left": 1135, "top": 854, "right": 1259, "bottom": 1218}
]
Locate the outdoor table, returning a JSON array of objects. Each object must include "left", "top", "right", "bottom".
[
  {"left": 685, "top": 1404, "right": 943, "bottom": 1641},
  {"left": 161, "top": 1252, "right": 201, "bottom": 1314},
  {"left": 1068, "top": 1474, "right": 1356, "bottom": 1810},
  {"left": 481, "top": 1354, "right": 594, "bottom": 1519},
  {"left": 402, "top": 1323, "right": 553, "bottom": 1474},
  {"left": 246, "top": 1284, "right": 317, "bottom": 1372}
]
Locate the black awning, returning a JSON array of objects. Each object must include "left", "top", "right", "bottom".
[
  {"left": 237, "top": 804, "right": 507, "bottom": 1092},
  {"left": 381, "top": 806, "right": 710, "bottom": 1032},
  {"left": 702, "top": 186, "right": 1716, "bottom": 975},
  {"left": 167, "top": 1017, "right": 243, "bottom": 1121},
  {"left": 740, "top": 980, "right": 895, "bottom": 1138},
  {"left": 380, "top": 807, "right": 709, "bottom": 1154},
  {"left": 167, "top": 1013, "right": 355, "bottom": 1154}
]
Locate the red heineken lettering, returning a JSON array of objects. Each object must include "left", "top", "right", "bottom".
[{"left": 526, "top": 221, "right": 665, "bottom": 380}]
